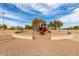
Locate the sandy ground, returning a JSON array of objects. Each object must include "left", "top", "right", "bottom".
[{"left": 0, "top": 31, "right": 79, "bottom": 56}]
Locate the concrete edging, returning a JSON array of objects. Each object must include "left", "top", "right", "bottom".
[
  {"left": 12, "top": 33, "right": 34, "bottom": 40},
  {"left": 50, "top": 34, "right": 74, "bottom": 40}
]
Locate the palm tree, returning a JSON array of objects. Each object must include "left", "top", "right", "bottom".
[
  {"left": 48, "top": 21, "right": 63, "bottom": 31},
  {"left": 47, "top": 22, "right": 54, "bottom": 29},
  {"left": 57, "top": 21, "right": 63, "bottom": 31},
  {"left": 53, "top": 21, "right": 63, "bottom": 31}
]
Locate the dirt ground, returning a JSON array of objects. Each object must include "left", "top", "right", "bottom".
[{"left": 0, "top": 30, "right": 79, "bottom": 56}]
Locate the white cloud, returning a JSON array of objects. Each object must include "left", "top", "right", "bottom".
[
  {"left": 58, "top": 8, "right": 79, "bottom": 27},
  {"left": 14, "top": 3, "right": 61, "bottom": 15},
  {"left": 30, "top": 3, "right": 61, "bottom": 15},
  {"left": 46, "top": 3, "right": 60, "bottom": 9},
  {"left": 30, "top": 4, "right": 50, "bottom": 15},
  {"left": 0, "top": 8, "right": 22, "bottom": 20},
  {"left": 14, "top": 3, "right": 29, "bottom": 12},
  {"left": 0, "top": 17, "right": 26, "bottom": 27}
]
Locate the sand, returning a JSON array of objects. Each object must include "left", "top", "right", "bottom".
[{"left": 0, "top": 31, "right": 79, "bottom": 56}]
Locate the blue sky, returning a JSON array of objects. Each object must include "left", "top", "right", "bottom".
[{"left": 0, "top": 3, "right": 79, "bottom": 28}]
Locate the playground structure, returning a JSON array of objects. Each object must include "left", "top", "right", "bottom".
[
  {"left": 33, "top": 18, "right": 51, "bottom": 35},
  {"left": 12, "top": 18, "right": 74, "bottom": 40}
]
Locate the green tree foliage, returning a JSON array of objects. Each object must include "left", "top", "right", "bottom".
[
  {"left": 1, "top": 24, "right": 7, "bottom": 29},
  {"left": 25, "top": 25, "right": 32, "bottom": 30},
  {"left": 73, "top": 26, "right": 79, "bottom": 30},
  {"left": 16, "top": 26, "right": 23, "bottom": 30},
  {"left": 47, "top": 21, "right": 63, "bottom": 31},
  {"left": 9, "top": 26, "right": 16, "bottom": 30},
  {"left": 0, "top": 24, "right": 2, "bottom": 29}
]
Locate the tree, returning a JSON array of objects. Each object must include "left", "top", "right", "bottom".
[
  {"left": 16, "top": 26, "right": 23, "bottom": 30},
  {"left": 25, "top": 25, "right": 29, "bottom": 30},
  {"left": 9, "top": 26, "right": 16, "bottom": 30},
  {"left": 1, "top": 24, "right": 7, "bottom": 29},
  {"left": 0, "top": 24, "right": 2, "bottom": 29},
  {"left": 56, "top": 21, "right": 63, "bottom": 31},
  {"left": 25, "top": 25, "right": 32, "bottom": 30},
  {"left": 47, "top": 22, "right": 54, "bottom": 29},
  {"left": 73, "top": 26, "right": 79, "bottom": 30},
  {"left": 47, "top": 21, "right": 63, "bottom": 31}
]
